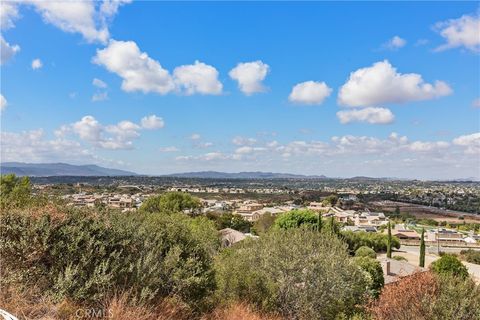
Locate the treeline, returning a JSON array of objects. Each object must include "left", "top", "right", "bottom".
[{"left": 1, "top": 174, "right": 479, "bottom": 320}]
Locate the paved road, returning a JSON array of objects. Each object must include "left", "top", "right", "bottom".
[{"left": 381, "top": 245, "right": 480, "bottom": 283}]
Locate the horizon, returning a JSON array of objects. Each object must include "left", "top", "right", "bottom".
[{"left": 1, "top": 2, "right": 479, "bottom": 180}]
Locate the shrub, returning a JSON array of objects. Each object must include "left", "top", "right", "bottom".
[
  {"left": 0, "top": 208, "right": 219, "bottom": 310},
  {"left": 352, "top": 257, "right": 384, "bottom": 297},
  {"left": 341, "top": 231, "right": 400, "bottom": 254},
  {"left": 392, "top": 256, "right": 408, "bottom": 262},
  {"left": 140, "top": 192, "right": 201, "bottom": 214},
  {"left": 430, "top": 254, "right": 469, "bottom": 279},
  {"left": 460, "top": 249, "right": 480, "bottom": 265},
  {"left": 215, "top": 228, "right": 369, "bottom": 319},
  {"left": 369, "top": 272, "right": 480, "bottom": 320},
  {"left": 208, "top": 212, "right": 252, "bottom": 233},
  {"left": 274, "top": 209, "right": 318, "bottom": 230},
  {"left": 355, "top": 246, "right": 376, "bottom": 259}
]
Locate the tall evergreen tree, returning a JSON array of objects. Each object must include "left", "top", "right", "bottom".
[
  {"left": 419, "top": 228, "right": 425, "bottom": 267},
  {"left": 387, "top": 222, "right": 392, "bottom": 258}
]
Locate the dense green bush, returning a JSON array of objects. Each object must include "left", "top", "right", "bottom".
[
  {"left": 341, "top": 231, "right": 400, "bottom": 254},
  {"left": 352, "top": 256, "right": 384, "bottom": 297},
  {"left": 140, "top": 191, "right": 201, "bottom": 214},
  {"left": 0, "top": 208, "right": 219, "bottom": 310},
  {"left": 355, "top": 246, "right": 377, "bottom": 259},
  {"left": 215, "top": 228, "right": 369, "bottom": 319},
  {"left": 274, "top": 209, "right": 319, "bottom": 230},
  {"left": 430, "top": 254, "right": 469, "bottom": 279},
  {"left": 206, "top": 212, "right": 252, "bottom": 233}
]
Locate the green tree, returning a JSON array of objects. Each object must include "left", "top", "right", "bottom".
[
  {"left": 387, "top": 222, "right": 392, "bottom": 258},
  {"left": 274, "top": 209, "right": 318, "bottom": 230},
  {"left": 215, "top": 228, "right": 369, "bottom": 319},
  {"left": 317, "top": 212, "right": 323, "bottom": 232},
  {"left": 419, "top": 228, "right": 426, "bottom": 267},
  {"left": 430, "top": 254, "right": 469, "bottom": 279},
  {"left": 0, "top": 174, "right": 32, "bottom": 208},
  {"left": 322, "top": 194, "right": 338, "bottom": 206},
  {"left": 140, "top": 191, "right": 201, "bottom": 214}
]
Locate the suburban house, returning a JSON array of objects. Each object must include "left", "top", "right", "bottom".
[
  {"left": 235, "top": 202, "right": 264, "bottom": 221},
  {"left": 355, "top": 212, "right": 389, "bottom": 226}
]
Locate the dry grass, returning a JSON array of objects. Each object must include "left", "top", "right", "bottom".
[{"left": 0, "top": 287, "right": 279, "bottom": 320}]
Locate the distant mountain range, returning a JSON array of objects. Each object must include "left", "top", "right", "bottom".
[
  {"left": 164, "top": 171, "right": 329, "bottom": 179},
  {"left": 0, "top": 162, "right": 137, "bottom": 177}
]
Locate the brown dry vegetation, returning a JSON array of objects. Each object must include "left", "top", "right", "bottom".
[{"left": 0, "top": 286, "right": 280, "bottom": 320}]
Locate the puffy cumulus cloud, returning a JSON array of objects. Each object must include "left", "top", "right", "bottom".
[
  {"left": 31, "top": 58, "right": 43, "bottom": 70},
  {"left": 0, "top": 94, "right": 7, "bottom": 111},
  {"left": 94, "top": 40, "right": 223, "bottom": 96},
  {"left": 141, "top": 115, "right": 165, "bottom": 130},
  {"left": 408, "top": 141, "right": 450, "bottom": 152},
  {"left": 0, "top": 129, "right": 92, "bottom": 163},
  {"left": 289, "top": 81, "right": 332, "bottom": 105},
  {"left": 93, "top": 40, "right": 175, "bottom": 94},
  {"left": 453, "top": 132, "right": 480, "bottom": 154},
  {"left": 229, "top": 60, "right": 270, "bottom": 95},
  {"left": 336, "top": 107, "right": 395, "bottom": 124},
  {"left": 338, "top": 60, "right": 452, "bottom": 107},
  {"left": 0, "top": 35, "right": 20, "bottom": 64},
  {"left": 1, "top": 1, "right": 20, "bottom": 30},
  {"left": 67, "top": 114, "right": 164, "bottom": 150},
  {"left": 435, "top": 13, "right": 480, "bottom": 52},
  {"left": 382, "top": 36, "right": 407, "bottom": 50},
  {"left": 159, "top": 146, "right": 179, "bottom": 152},
  {"left": 23, "top": 0, "right": 130, "bottom": 44},
  {"left": 93, "top": 78, "right": 107, "bottom": 88},
  {"left": 173, "top": 60, "right": 222, "bottom": 95},
  {"left": 232, "top": 136, "right": 257, "bottom": 146}
]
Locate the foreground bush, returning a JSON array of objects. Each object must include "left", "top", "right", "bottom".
[
  {"left": 369, "top": 271, "right": 480, "bottom": 320},
  {"left": 430, "top": 254, "right": 469, "bottom": 279},
  {"left": 215, "top": 228, "right": 369, "bottom": 319},
  {"left": 0, "top": 208, "right": 219, "bottom": 310},
  {"left": 460, "top": 249, "right": 480, "bottom": 265},
  {"left": 355, "top": 246, "right": 377, "bottom": 259},
  {"left": 274, "top": 209, "right": 318, "bottom": 230},
  {"left": 352, "top": 257, "right": 384, "bottom": 297},
  {"left": 341, "top": 231, "right": 400, "bottom": 254}
]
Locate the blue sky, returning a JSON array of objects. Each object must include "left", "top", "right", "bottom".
[{"left": 1, "top": 1, "right": 479, "bottom": 179}]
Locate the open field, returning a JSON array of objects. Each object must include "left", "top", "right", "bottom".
[{"left": 370, "top": 200, "right": 480, "bottom": 224}]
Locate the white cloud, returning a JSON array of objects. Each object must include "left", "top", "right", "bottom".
[
  {"left": 1, "top": 2, "right": 19, "bottom": 30},
  {"left": 141, "top": 115, "right": 165, "bottom": 130},
  {"left": 68, "top": 115, "right": 163, "bottom": 150},
  {"left": 0, "top": 129, "right": 93, "bottom": 163},
  {"left": 190, "top": 133, "right": 201, "bottom": 140},
  {"left": 408, "top": 141, "right": 450, "bottom": 152},
  {"left": 93, "top": 40, "right": 175, "bottom": 94},
  {"left": 472, "top": 98, "right": 480, "bottom": 108},
  {"left": 94, "top": 40, "right": 224, "bottom": 96},
  {"left": 336, "top": 107, "right": 395, "bottom": 124},
  {"left": 453, "top": 132, "right": 480, "bottom": 154},
  {"left": 229, "top": 60, "right": 270, "bottom": 95},
  {"left": 0, "top": 35, "right": 20, "bottom": 65},
  {"left": 382, "top": 36, "right": 407, "bottom": 50},
  {"left": 173, "top": 60, "right": 223, "bottom": 95},
  {"left": 31, "top": 58, "right": 43, "bottom": 70},
  {"left": 0, "top": 94, "right": 7, "bottom": 111},
  {"left": 435, "top": 13, "right": 480, "bottom": 52},
  {"left": 288, "top": 81, "right": 332, "bottom": 105},
  {"left": 232, "top": 136, "right": 257, "bottom": 146},
  {"left": 338, "top": 60, "right": 452, "bottom": 107},
  {"left": 159, "top": 146, "right": 179, "bottom": 152},
  {"left": 235, "top": 146, "right": 254, "bottom": 154},
  {"left": 93, "top": 78, "right": 107, "bottom": 88},
  {"left": 92, "top": 92, "right": 108, "bottom": 102},
  {"left": 23, "top": 0, "right": 129, "bottom": 44}
]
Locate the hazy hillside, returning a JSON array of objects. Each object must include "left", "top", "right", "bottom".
[
  {"left": 0, "top": 162, "right": 137, "bottom": 177},
  {"left": 165, "top": 171, "right": 328, "bottom": 179}
]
